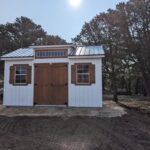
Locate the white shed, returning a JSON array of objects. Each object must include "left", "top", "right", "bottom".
[{"left": 1, "top": 45, "right": 104, "bottom": 107}]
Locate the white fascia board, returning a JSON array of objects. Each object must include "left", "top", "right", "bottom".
[
  {"left": 68, "top": 55, "right": 105, "bottom": 59},
  {"left": 0, "top": 57, "right": 34, "bottom": 61}
]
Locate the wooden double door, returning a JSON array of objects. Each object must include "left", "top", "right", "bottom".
[{"left": 34, "top": 63, "right": 68, "bottom": 105}]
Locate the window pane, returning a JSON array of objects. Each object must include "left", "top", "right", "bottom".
[
  {"left": 83, "top": 65, "right": 89, "bottom": 70},
  {"left": 15, "top": 75, "right": 26, "bottom": 84},
  {"left": 77, "top": 69, "right": 89, "bottom": 73},
  {"left": 58, "top": 51, "right": 61, "bottom": 56},
  {"left": 39, "top": 52, "right": 42, "bottom": 56},
  {"left": 61, "top": 51, "right": 63, "bottom": 56},
  {"left": 20, "top": 66, "right": 27, "bottom": 74},
  {"left": 16, "top": 66, "right": 27, "bottom": 74},
  {"left": 42, "top": 52, "right": 45, "bottom": 57},
  {"left": 77, "top": 64, "right": 89, "bottom": 73},
  {"left": 56, "top": 51, "right": 58, "bottom": 56},
  {"left": 52, "top": 51, "right": 54, "bottom": 56},
  {"left": 46, "top": 51, "right": 49, "bottom": 56},
  {"left": 16, "top": 66, "right": 20, "bottom": 74},
  {"left": 83, "top": 65, "right": 89, "bottom": 73},
  {"left": 83, "top": 75, "right": 89, "bottom": 83},
  {"left": 77, "top": 65, "right": 82, "bottom": 69},
  {"left": 77, "top": 74, "right": 89, "bottom": 83},
  {"left": 35, "top": 52, "right": 39, "bottom": 57},
  {"left": 48, "top": 51, "right": 52, "bottom": 56},
  {"left": 77, "top": 70, "right": 82, "bottom": 73}
]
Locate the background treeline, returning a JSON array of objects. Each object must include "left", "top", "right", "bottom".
[
  {"left": 73, "top": 0, "right": 150, "bottom": 101},
  {"left": 0, "top": 16, "right": 67, "bottom": 79},
  {"left": 0, "top": 16, "right": 66, "bottom": 55},
  {"left": 0, "top": 0, "right": 150, "bottom": 101}
]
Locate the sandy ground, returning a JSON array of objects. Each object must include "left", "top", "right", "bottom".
[
  {"left": 118, "top": 100, "right": 150, "bottom": 113},
  {"left": 0, "top": 110, "right": 149, "bottom": 150},
  {"left": 0, "top": 97, "right": 149, "bottom": 150},
  {"left": 0, "top": 101, "right": 126, "bottom": 118}
]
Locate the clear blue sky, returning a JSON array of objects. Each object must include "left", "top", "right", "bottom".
[{"left": 0, "top": 0, "right": 128, "bottom": 42}]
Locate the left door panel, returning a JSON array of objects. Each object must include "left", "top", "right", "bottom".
[{"left": 34, "top": 64, "right": 51, "bottom": 105}]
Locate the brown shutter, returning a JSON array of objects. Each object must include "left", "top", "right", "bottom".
[
  {"left": 90, "top": 64, "right": 95, "bottom": 84},
  {"left": 27, "top": 65, "right": 32, "bottom": 84},
  {"left": 9, "top": 65, "right": 15, "bottom": 84},
  {"left": 71, "top": 64, "right": 76, "bottom": 84}
]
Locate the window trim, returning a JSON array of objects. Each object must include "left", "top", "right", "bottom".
[
  {"left": 14, "top": 64, "right": 28, "bottom": 85},
  {"left": 76, "top": 63, "right": 91, "bottom": 85}
]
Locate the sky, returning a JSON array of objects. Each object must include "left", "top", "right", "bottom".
[{"left": 0, "top": 0, "right": 128, "bottom": 42}]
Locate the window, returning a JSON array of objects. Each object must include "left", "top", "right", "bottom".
[
  {"left": 76, "top": 64, "right": 90, "bottom": 84},
  {"left": 35, "top": 50, "right": 67, "bottom": 58},
  {"left": 71, "top": 63, "right": 95, "bottom": 85},
  {"left": 15, "top": 65, "right": 27, "bottom": 84},
  {"left": 9, "top": 64, "right": 32, "bottom": 85}
]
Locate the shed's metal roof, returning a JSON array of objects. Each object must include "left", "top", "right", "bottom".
[
  {"left": 1, "top": 48, "right": 34, "bottom": 58},
  {"left": 69, "top": 46, "right": 104, "bottom": 56},
  {"left": 1, "top": 45, "right": 104, "bottom": 59}
]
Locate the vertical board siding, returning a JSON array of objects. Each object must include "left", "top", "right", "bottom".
[
  {"left": 3, "top": 58, "right": 68, "bottom": 106},
  {"left": 3, "top": 60, "right": 34, "bottom": 106},
  {"left": 68, "top": 58, "right": 103, "bottom": 107},
  {"left": 3, "top": 57, "right": 103, "bottom": 107}
]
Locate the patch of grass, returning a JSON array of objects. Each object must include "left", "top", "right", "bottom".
[
  {"left": 104, "top": 94, "right": 150, "bottom": 101},
  {"left": 0, "top": 74, "right": 3, "bottom": 82},
  {"left": 103, "top": 94, "right": 113, "bottom": 100}
]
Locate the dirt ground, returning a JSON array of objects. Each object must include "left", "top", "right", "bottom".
[
  {"left": 119, "top": 98, "right": 150, "bottom": 114},
  {"left": 105, "top": 95, "right": 150, "bottom": 113},
  {"left": 0, "top": 101, "right": 126, "bottom": 118},
  {"left": 118, "top": 101, "right": 150, "bottom": 113},
  {"left": 0, "top": 110, "right": 150, "bottom": 150}
]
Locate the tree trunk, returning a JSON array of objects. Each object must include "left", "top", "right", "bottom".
[
  {"left": 139, "top": 62, "right": 150, "bottom": 96},
  {"left": 113, "top": 89, "right": 118, "bottom": 102},
  {"left": 142, "top": 72, "right": 150, "bottom": 96},
  {"left": 135, "top": 77, "right": 139, "bottom": 95},
  {"left": 110, "top": 57, "right": 118, "bottom": 102}
]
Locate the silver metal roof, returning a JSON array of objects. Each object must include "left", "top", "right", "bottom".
[
  {"left": 1, "top": 45, "right": 104, "bottom": 59},
  {"left": 1, "top": 48, "right": 34, "bottom": 58},
  {"left": 69, "top": 46, "right": 104, "bottom": 56}
]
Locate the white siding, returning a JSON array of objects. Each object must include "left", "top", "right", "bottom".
[
  {"left": 3, "top": 57, "right": 103, "bottom": 107},
  {"left": 3, "top": 60, "right": 34, "bottom": 106},
  {"left": 68, "top": 58, "right": 103, "bottom": 107},
  {"left": 3, "top": 58, "right": 68, "bottom": 106}
]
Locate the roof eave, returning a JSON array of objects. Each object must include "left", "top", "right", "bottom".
[
  {"left": 68, "top": 54, "right": 105, "bottom": 59},
  {"left": 0, "top": 56, "right": 34, "bottom": 61},
  {"left": 30, "top": 44, "right": 76, "bottom": 49}
]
